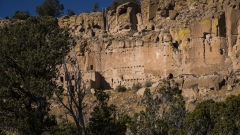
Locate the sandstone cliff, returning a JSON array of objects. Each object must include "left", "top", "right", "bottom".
[
  {"left": 57, "top": 0, "right": 240, "bottom": 100},
  {"left": 2, "top": 0, "right": 239, "bottom": 100}
]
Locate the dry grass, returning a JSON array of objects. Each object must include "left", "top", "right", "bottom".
[
  {"left": 108, "top": 89, "right": 144, "bottom": 116},
  {"left": 50, "top": 87, "right": 240, "bottom": 122},
  {"left": 50, "top": 89, "right": 144, "bottom": 124}
]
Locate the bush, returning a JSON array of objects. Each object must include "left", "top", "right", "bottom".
[
  {"left": 132, "top": 82, "right": 142, "bottom": 92},
  {"left": 12, "top": 11, "right": 30, "bottom": 20},
  {"left": 145, "top": 80, "right": 152, "bottom": 87},
  {"left": 115, "top": 85, "right": 127, "bottom": 92}
]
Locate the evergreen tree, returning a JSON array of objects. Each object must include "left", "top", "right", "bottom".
[
  {"left": 36, "top": 0, "right": 64, "bottom": 17},
  {"left": 129, "top": 79, "right": 186, "bottom": 134},
  {"left": 87, "top": 89, "right": 128, "bottom": 135},
  {"left": 0, "top": 16, "right": 70, "bottom": 134},
  {"left": 12, "top": 11, "right": 30, "bottom": 20},
  {"left": 211, "top": 95, "right": 240, "bottom": 134},
  {"left": 67, "top": 9, "right": 76, "bottom": 16},
  {"left": 184, "top": 100, "right": 215, "bottom": 135},
  {"left": 129, "top": 88, "right": 168, "bottom": 134},
  {"left": 184, "top": 95, "right": 240, "bottom": 135}
]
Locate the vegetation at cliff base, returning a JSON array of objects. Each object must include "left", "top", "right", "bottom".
[{"left": 87, "top": 89, "right": 128, "bottom": 135}]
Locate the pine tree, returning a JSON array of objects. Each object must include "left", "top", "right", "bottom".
[
  {"left": 36, "top": 0, "right": 64, "bottom": 17},
  {"left": 129, "top": 79, "right": 186, "bottom": 134},
  {"left": 0, "top": 16, "right": 70, "bottom": 134},
  {"left": 87, "top": 89, "right": 128, "bottom": 135},
  {"left": 12, "top": 11, "right": 30, "bottom": 20}
]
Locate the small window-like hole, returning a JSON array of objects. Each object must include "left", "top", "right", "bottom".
[
  {"left": 168, "top": 73, "right": 173, "bottom": 79},
  {"left": 151, "top": 25, "right": 155, "bottom": 30},
  {"left": 60, "top": 76, "right": 64, "bottom": 82},
  {"left": 220, "top": 49, "right": 223, "bottom": 55}
]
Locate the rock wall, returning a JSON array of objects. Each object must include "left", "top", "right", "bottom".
[
  {"left": 0, "top": 0, "right": 239, "bottom": 100},
  {"left": 57, "top": 0, "right": 240, "bottom": 100}
]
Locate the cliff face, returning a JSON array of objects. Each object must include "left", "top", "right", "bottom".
[
  {"left": 0, "top": 1, "right": 238, "bottom": 100},
  {"left": 58, "top": 0, "right": 240, "bottom": 99}
]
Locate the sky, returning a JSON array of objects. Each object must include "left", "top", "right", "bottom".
[{"left": 0, "top": 0, "right": 113, "bottom": 18}]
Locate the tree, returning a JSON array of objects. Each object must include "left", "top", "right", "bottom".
[
  {"left": 129, "top": 88, "right": 168, "bottom": 134},
  {"left": 36, "top": 0, "right": 64, "bottom": 17},
  {"left": 183, "top": 94, "right": 240, "bottom": 135},
  {"left": 67, "top": 9, "right": 76, "bottom": 16},
  {"left": 0, "top": 16, "right": 70, "bottom": 134},
  {"left": 184, "top": 100, "right": 216, "bottom": 135},
  {"left": 12, "top": 11, "right": 30, "bottom": 20},
  {"left": 211, "top": 95, "right": 240, "bottom": 134},
  {"left": 87, "top": 89, "right": 128, "bottom": 135},
  {"left": 92, "top": 2, "right": 99, "bottom": 12},
  {"left": 55, "top": 49, "right": 87, "bottom": 135},
  {"left": 129, "top": 79, "right": 186, "bottom": 134}
]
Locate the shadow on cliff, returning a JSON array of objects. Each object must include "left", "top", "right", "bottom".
[{"left": 95, "top": 72, "right": 111, "bottom": 90}]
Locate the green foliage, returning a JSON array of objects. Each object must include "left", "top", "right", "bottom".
[
  {"left": 67, "top": 9, "right": 75, "bottom": 16},
  {"left": 36, "top": 0, "right": 64, "bottom": 17},
  {"left": 108, "top": 0, "right": 139, "bottom": 10},
  {"left": 132, "top": 82, "right": 142, "bottom": 92},
  {"left": 129, "top": 88, "right": 168, "bottom": 134},
  {"left": 184, "top": 100, "right": 215, "bottom": 135},
  {"left": 115, "top": 85, "right": 127, "bottom": 92},
  {"left": 184, "top": 95, "right": 240, "bottom": 135},
  {"left": 12, "top": 11, "right": 30, "bottom": 20},
  {"left": 144, "top": 80, "right": 152, "bottom": 87},
  {"left": 0, "top": 16, "right": 70, "bottom": 134},
  {"left": 87, "top": 89, "right": 128, "bottom": 135},
  {"left": 129, "top": 80, "right": 186, "bottom": 134}
]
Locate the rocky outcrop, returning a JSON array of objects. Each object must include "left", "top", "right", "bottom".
[
  {"left": 1, "top": 1, "right": 239, "bottom": 101},
  {"left": 57, "top": 0, "right": 240, "bottom": 100}
]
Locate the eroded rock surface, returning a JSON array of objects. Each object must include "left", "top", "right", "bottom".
[
  {"left": 56, "top": 0, "right": 240, "bottom": 100},
  {"left": 2, "top": 0, "right": 239, "bottom": 100}
]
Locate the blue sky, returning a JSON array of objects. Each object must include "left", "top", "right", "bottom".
[{"left": 0, "top": 0, "right": 113, "bottom": 18}]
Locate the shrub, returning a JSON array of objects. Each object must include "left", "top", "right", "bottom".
[
  {"left": 132, "top": 82, "right": 142, "bottom": 92},
  {"left": 115, "top": 85, "right": 127, "bottom": 92},
  {"left": 145, "top": 80, "right": 152, "bottom": 87}
]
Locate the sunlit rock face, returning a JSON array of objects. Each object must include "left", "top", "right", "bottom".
[{"left": 56, "top": 0, "right": 240, "bottom": 99}]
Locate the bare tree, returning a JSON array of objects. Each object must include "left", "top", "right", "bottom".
[{"left": 56, "top": 47, "right": 87, "bottom": 135}]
